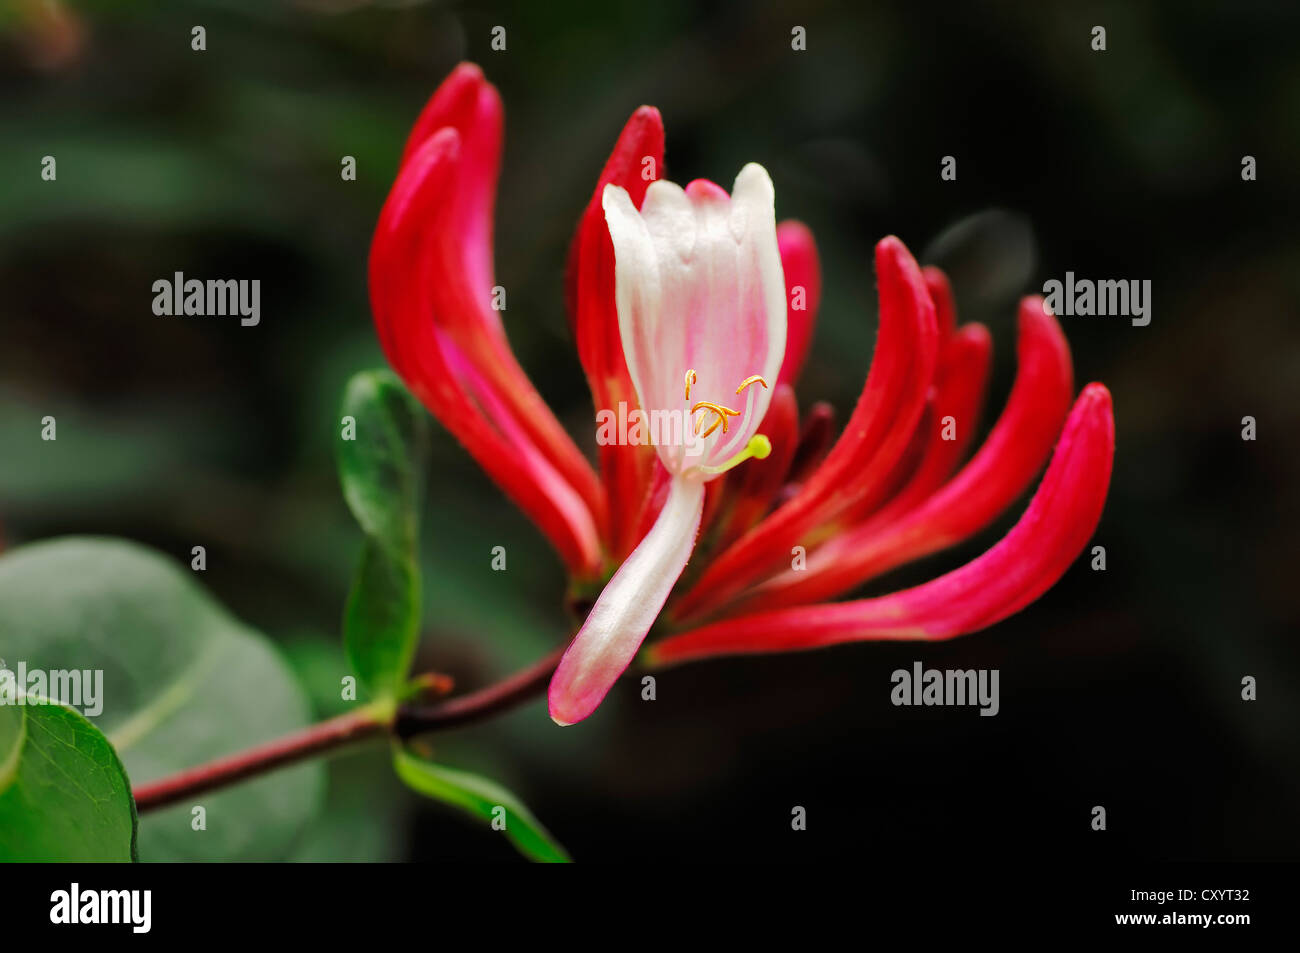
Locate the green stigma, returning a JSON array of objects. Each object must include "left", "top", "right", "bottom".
[{"left": 699, "top": 434, "right": 772, "bottom": 475}]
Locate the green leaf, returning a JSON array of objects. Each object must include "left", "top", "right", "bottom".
[
  {"left": 0, "top": 696, "right": 21, "bottom": 790},
  {"left": 345, "top": 542, "right": 420, "bottom": 700},
  {"left": 338, "top": 369, "right": 429, "bottom": 699},
  {"left": 0, "top": 700, "right": 137, "bottom": 861},
  {"left": 0, "top": 537, "right": 323, "bottom": 861},
  {"left": 394, "top": 747, "right": 571, "bottom": 863}
]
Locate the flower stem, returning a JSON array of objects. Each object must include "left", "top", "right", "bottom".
[
  {"left": 131, "top": 648, "right": 564, "bottom": 813},
  {"left": 393, "top": 646, "right": 563, "bottom": 738}
]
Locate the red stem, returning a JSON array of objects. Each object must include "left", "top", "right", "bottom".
[
  {"left": 131, "top": 648, "right": 563, "bottom": 813},
  {"left": 394, "top": 646, "right": 562, "bottom": 737},
  {"left": 131, "top": 708, "right": 387, "bottom": 812}
]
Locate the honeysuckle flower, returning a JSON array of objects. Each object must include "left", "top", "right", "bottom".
[{"left": 370, "top": 63, "right": 1115, "bottom": 729}]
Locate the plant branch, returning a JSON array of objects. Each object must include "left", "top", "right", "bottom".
[
  {"left": 394, "top": 646, "right": 562, "bottom": 738},
  {"left": 131, "top": 705, "right": 389, "bottom": 813},
  {"left": 131, "top": 649, "right": 563, "bottom": 813}
]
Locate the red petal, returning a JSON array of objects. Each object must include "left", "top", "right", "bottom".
[
  {"left": 668, "top": 236, "right": 938, "bottom": 622},
  {"left": 837, "top": 321, "right": 992, "bottom": 528},
  {"left": 389, "top": 65, "right": 607, "bottom": 545},
  {"left": 647, "top": 383, "right": 1114, "bottom": 665},
  {"left": 922, "top": 266, "right": 956, "bottom": 342},
  {"left": 397, "top": 62, "right": 501, "bottom": 302},
  {"left": 776, "top": 221, "right": 821, "bottom": 388},
  {"left": 739, "top": 298, "right": 1071, "bottom": 612},
  {"left": 371, "top": 127, "right": 602, "bottom": 575},
  {"left": 566, "top": 106, "right": 666, "bottom": 558}
]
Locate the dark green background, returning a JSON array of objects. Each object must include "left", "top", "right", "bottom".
[{"left": 2, "top": 0, "right": 1297, "bottom": 861}]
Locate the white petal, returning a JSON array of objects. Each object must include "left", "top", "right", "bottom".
[
  {"left": 602, "top": 164, "right": 788, "bottom": 475},
  {"left": 548, "top": 475, "right": 706, "bottom": 725},
  {"left": 709, "top": 163, "right": 786, "bottom": 462},
  {"left": 603, "top": 183, "right": 685, "bottom": 472}
]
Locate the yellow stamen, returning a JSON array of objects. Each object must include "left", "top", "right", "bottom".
[
  {"left": 684, "top": 368, "right": 697, "bottom": 401},
  {"left": 691, "top": 400, "right": 740, "bottom": 419},
  {"left": 698, "top": 434, "right": 773, "bottom": 475},
  {"left": 690, "top": 400, "right": 740, "bottom": 435},
  {"left": 735, "top": 374, "right": 769, "bottom": 395}
]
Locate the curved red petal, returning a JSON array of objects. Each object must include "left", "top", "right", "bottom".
[
  {"left": 648, "top": 383, "right": 1114, "bottom": 665},
  {"left": 371, "top": 127, "right": 602, "bottom": 575},
  {"left": 836, "top": 321, "right": 992, "bottom": 528},
  {"left": 399, "top": 62, "right": 502, "bottom": 311},
  {"left": 922, "top": 265, "right": 956, "bottom": 342},
  {"left": 739, "top": 298, "right": 1071, "bottom": 612}
]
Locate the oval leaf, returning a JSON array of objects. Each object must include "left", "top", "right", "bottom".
[{"left": 338, "top": 370, "right": 429, "bottom": 698}]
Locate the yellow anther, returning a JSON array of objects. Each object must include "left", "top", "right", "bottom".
[
  {"left": 691, "top": 400, "right": 740, "bottom": 419},
  {"left": 735, "top": 374, "right": 770, "bottom": 395},
  {"left": 694, "top": 411, "right": 723, "bottom": 436},
  {"left": 684, "top": 368, "right": 697, "bottom": 401},
  {"left": 691, "top": 400, "right": 740, "bottom": 435}
]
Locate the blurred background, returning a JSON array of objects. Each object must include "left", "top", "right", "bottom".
[{"left": 2, "top": 0, "right": 1298, "bottom": 861}]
